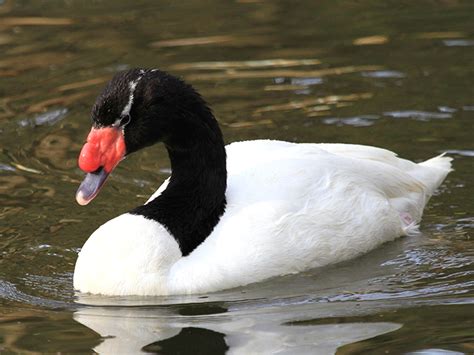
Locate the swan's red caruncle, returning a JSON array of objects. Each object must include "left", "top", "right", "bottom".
[{"left": 78, "top": 126, "right": 126, "bottom": 174}]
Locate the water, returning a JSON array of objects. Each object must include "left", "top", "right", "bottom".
[{"left": 1, "top": 0, "right": 473, "bottom": 353}]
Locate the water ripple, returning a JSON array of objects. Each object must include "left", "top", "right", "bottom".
[
  {"left": 362, "top": 70, "right": 406, "bottom": 78},
  {"left": 18, "top": 108, "right": 68, "bottom": 127},
  {"left": 323, "top": 115, "right": 379, "bottom": 127},
  {"left": 443, "top": 150, "right": 474, "bottom": 157},
  {"left": 384, "top": 110, "right": 452, "bottom": 121},
  {"left": 443, "top": 39, "right": 474, "bottom": 47}
]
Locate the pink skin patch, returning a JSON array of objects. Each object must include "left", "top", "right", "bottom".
[
  {"left": 78, "top": 127, "right": 126, "bottom": 174},
  {"left": 400, "top": 212, "right": 414, "bottom": 226}
]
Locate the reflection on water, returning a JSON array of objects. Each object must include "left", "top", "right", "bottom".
[
  {"left": 73, "top": 304, "right": 400, "bottom": 354},
  {"left": 170, "top": 58, "right": 322, "bottom": 70},
  {"left": 1, "top": 0, "right": 473, "bottom": 353}
]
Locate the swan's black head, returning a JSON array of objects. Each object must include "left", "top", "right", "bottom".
[
  {"left": 76, "top": 68, "right": 225, "bottom": 205},
  {"left": 91, "top": 68, "right": 220, "bottom": 154}
]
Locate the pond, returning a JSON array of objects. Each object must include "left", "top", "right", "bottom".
[{"left": 0, "top": 0, "right": 473, "bottom": 353}]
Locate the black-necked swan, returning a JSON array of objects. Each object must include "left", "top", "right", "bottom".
[{"left": 73, "top": 68, "right": 452, "bottom": 296}]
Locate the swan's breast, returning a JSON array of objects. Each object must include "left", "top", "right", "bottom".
[{"left": 73, "top": 213, "right": 181, "bottom": 295}]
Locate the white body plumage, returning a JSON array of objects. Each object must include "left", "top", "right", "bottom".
[{"left": 73, "top": 140, "right": 452, "bottom": 296}]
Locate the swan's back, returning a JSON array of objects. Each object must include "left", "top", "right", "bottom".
[{"left": 226, "top": 140, "right": 452, "bottom": 227}]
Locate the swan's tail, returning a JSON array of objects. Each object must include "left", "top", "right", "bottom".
[
  {"left": 416, "top": 153, "right": 453, "bottom": 194},
  {"left": 397, "top": 153, "right": 452, "bottom": 235}
]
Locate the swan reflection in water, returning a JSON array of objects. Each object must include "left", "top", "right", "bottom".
[{"left": 73, "top": 296, "right": 401, "bottom": 354}]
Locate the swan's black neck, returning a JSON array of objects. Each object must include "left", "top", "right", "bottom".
[
  {"left": 92, "top": 68, "right": 228, "bottom": 255},
  {"left": 130, "top": 104, "right": 227, "bottom": 256}
]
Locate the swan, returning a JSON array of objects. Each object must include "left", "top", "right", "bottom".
[{"left": 73, "top": 68, "right": 452, "bottom": 296}]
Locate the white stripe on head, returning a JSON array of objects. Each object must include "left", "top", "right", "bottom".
[{"left": 120, "top": 72, "right": 146, "bottom": 118}]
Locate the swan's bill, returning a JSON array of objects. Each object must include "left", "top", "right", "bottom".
[{"left": 76, "top": 168, "right": 110, "bottom": 205}]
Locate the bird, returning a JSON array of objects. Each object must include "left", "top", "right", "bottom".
[{"left": 73, "top": 68, "right": 452, "bottom": 296}]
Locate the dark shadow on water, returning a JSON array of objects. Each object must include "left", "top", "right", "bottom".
[
  {"left": 175, "top": 302, "right": 228, "bottom": 316},
  {"left": 142, "top": 327, "right": 229, "bottom": 354}
]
